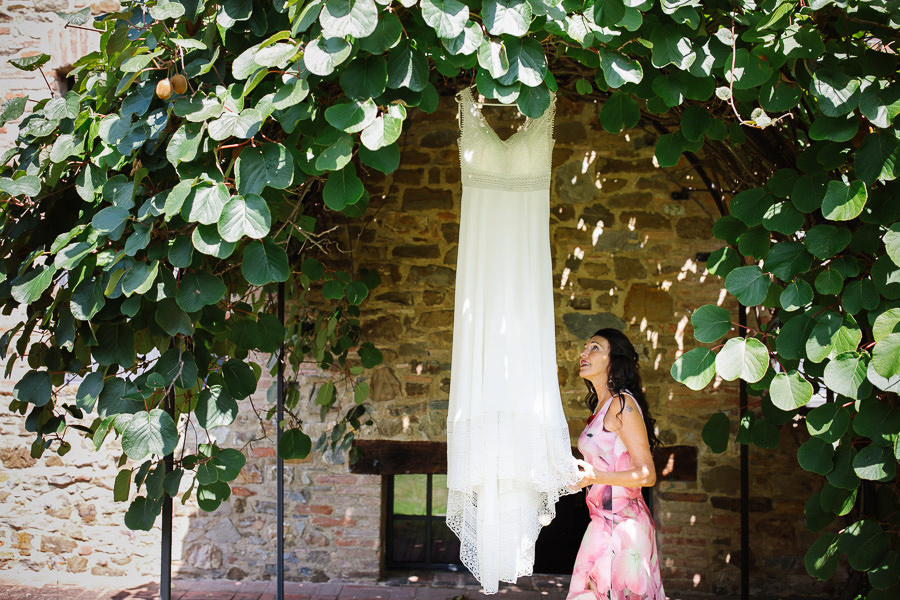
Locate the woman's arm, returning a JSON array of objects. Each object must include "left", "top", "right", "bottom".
[{"left": 575, "top": 394, "right": 657, "bottom": 488}]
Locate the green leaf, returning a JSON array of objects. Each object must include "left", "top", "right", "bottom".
[
  {"left": 715, "top": 337, "right": 769, "bottom": 383},
  {"left": 304, "top": 37, "right": 352, "bottom": 77},
  {"left": 242, "top": 239, "right": 290, "bottom": 285},
  {"left": 150, "top": 1, "right": 185, "bottom": 20},
  {"left": 805, "top": 532, "right": 840, "bottom": 580},
  {"left": 670, "top": 347, "right": 716, "bottom": 390},
  {"left": 841, "top": 279, "right": 879, "bottom": 315},
  {"left": 827, "top": 443, "right": 860, "bottom": 490},
  {"left": 0, "top": 96, "right": 27, "bottom": 126},
  {"left": 853, "top": 444, "right": 896, "bottom": 482},
  {"left": 183, "top": 182, "right": 229, "bottom": 225},
  {"left": 599, "top": 91, "right": 641, "bottom": 134},
  {"left": 213, "top": 449, "right": 245, "bottom": 481},
  {"left": 192, "top": 225, "right": 236, "bottom": 258},
  {"left": 223, "top": 359, "right": 257, "bottom": 400},
  {"left": 873, "top": 308, "right": 900, "bottom": 342},
  {"left": 121, "top": 260, "right": 158, "bottom": 297},
  {"left": 354, "top": 381, "right": 370, "bottom": 405},
  {"left": 387, "top": 42, "right": 428, "bottom": 92},
  {"left": 869, "top": 551, "right": 900, "bottom": 591},
  {"left": 11, "top": 265, "right": 56, "bottom": 305},
  {"left": 725, "top": 266, "right": 771, "bottom": 306},
  {"left": 807, "top": 402, "right": 850, "bottom": 443},
  {"left": 649, "top": 25, "right": 694, "bottom": 70},
  {"left": 207, "top": 108, "right": 262, "bottom": 141},
  {"left": 498, "top": 37, "right": 547, "bottom": 88},
  {"left": 798, "top": 437, "right": 834, "bottom": 475},
  {"left": 769, "top": 371, "right": 813, "bottom": 411},
  {"left": 804, "top": 224, "right": 851, "bottom": 259},
  {"left": 93, "top": 323, "right": 136, "bottom": 367},
  {"left": 340, "top": 56, "right": 388, "bottom": 100},
  {"left": 809, "top": 114, "right": 858, "bottom": 142},
  {"left": 421, "top": 0, "right": 469, "bottom": 38},
  {"left": 872, "top": 333, "right": 900, "bottom": 379},
  {"left": 315, "top": 134, "right": 354, "bottom": 172},
  {"left": 323, "top": 165, "right": 364, "bottom": 211},
  {"left": 217, "top": 194, "right": 272, "bottom": 243},
  {"left": 154, "top": 298, "right": 194, "bottom": 337},
  {"left": 707, "top": 246, "right": 740, "bottom": 278},
  {"left": 196, "top": 385, "right": 238, "bottom": 430},
  {"left": 690, "top": 304, "right": 731, "bottom": 343},
  {"left": 359, "top": 11, "right": 402, "bottom": 54},
  {"left": 791, "top": 173, "right": 827, "bottom": 213},
  {"left": 76, "top": 371, "right": 104, "bottom": 413},
  {"left": 873, "top": 255, "right": 900, "bottom": 299},
  {"left": 0, "top": 175, "right": 40, "bottom": 197},
  {"left": 854, "top": 398, "right": 900, "bottom": 447},
  {"left": 761, "top": 202, "right": 803, "bottom": 235},
  {"left": 819, "top": 483, "right": 856, "bottom": 517},
  {"left": 13, "top": 371, "right": 51, "bottom": 407},
  {"left": 197, "top": 481, "right": 231, "bottom": 512},
  {"left": 122, "top": 409, "right": 179, "bottom": 461},
  {"left": 805, "top": 311, "right": 842, "bottom": 363},
  {"left": 838, "top": 520, "right": 890, "bottom": 572},
  {"left": 319, "top": 0, "right": 378, "bottom": 38},
  {"left": 884, "top": 223, "right": 900, "bottom": 268},
  {"left": 176, "top": 271, "right": 226, "bottom": 312},
  {"left": 358, "top": 342, "right": 382, "bottom": 368},
  {"left": 443, "top": 21, "right": 483, "bottom": 56},
  {"left": 821, "top": 180, "right": 867, "bottom": 221},
  {"left": 779, "top": 279, "right": 813, "bottom": 311},
  {"left": 810, "top": 69, "right": 860, "bottom": 117},
  {"left": 764, "top": 242, "right": 813, "bottom": 282},
  {"left": 814, "top": 269, "right": 844, "bottom": 296},
  {"left": 701, "top": 412, "right": 730, "bottom": 453},
  {"left": 70, "top": 279, "right": 105, "bottom": 321},
  {"left": 484, "top": 0, "right": 531, "bottom": 36},
  {"left": 114, "top": 468, "right": 132, "bottom": 502},
  {"left": 729, "top": 188, "right": 773, "bottom": 227},
  {"left": 279, "top": 428, "right": 312, "bottom": 459},
  {"left": 824, "top": 352, "right": 871, "bottom": 400},
  {"left": 9, "top": 53, "right": 51, "bottom": 71},
  {"left": 360, "top": 105, "right": 405, "bottom": 151},
  {"left": 477, "top": 38, "right": 509, "bottom": 79},
  {"left": 654, "top": 133, "right": 684, "bottom": 168},
  {"left": 805, "top": 492, "right": 834, "bottom": 532},
  {"left": 166, "top": 122, "right": 204, "bottom": 167},
  {"left": 599, "top": 51, "right": 644, "bottom": 89},
  {"left": 325, "top": 99, "right": 378, "bottom": 134}
]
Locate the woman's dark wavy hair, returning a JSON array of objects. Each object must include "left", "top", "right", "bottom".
[{"left": 583, "top": 328, "right": 661, "bottom": 451}]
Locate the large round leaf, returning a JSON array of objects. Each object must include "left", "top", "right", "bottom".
[
  {"left": 387, "top": 42, "right": 428, "bottom": 92},
  {"left": 197, "top": 481, "right": 231, "bottom": 512},
  {"left": 819, "top": 483, "right": 856, "bottom": 516},
  {"left": 124, "top": 496, "right": 162, "bottom": 531},
  {"left": 855, "top": 130, "right": 900, "bottom": 185},
  {"left": 319, "top": 0, "right": 378, "bottom": 39},
  {"left": 804, "top": 224, "right": 852, "bottom": 259},
  {"left": 93, "top": 323, "right": 136, "bottom": 367},
  {"left": 242, "top": 239, "right": 290, "bottom": 285},
  {"left": 304, "top": 37, "right": 352, "bottom": 76},
  {"left": 279, "top": 427, "right": 312, "bottom": 460},
  {"left": 715, "top": 337, "right": 769, "bottom": 383},
  {"left": 340, "top": 55, "right": 388, "bottom": 100},
  {"left": 761, "top": 202, "right": 803, "bottom": 235},
  {"left": 600, "top": 91, "right": 641, "bottom": 134},
  {"left": 195, "top": 385, "right": 238, "bottom": 430},
  {"left": 13, "top": 370, "right": 52, "bottom": 407},
  {"left": 805, "top": 532, "right": 840, "bottom": 580},
  {"left": 805, "top": 311, "right": 842, "bottom": 363},
  {"left": 872, "top": 333, "right": 900, "bottom": 379},
  {"left": 821, "top": 179, "right": 867, "bottom": 221},
  {"left": 853, "top": 444, "right": 896, "bottom": 482},
  {"left": 670, "top": 347, "right": 716, "bottom": 390},
  {"left": 853, "top": 399, "right": 900, "bottom": 447},
  {"left": 873, "top": 308, "right": 900, "bottom": 342},
  {"left": 769, "top": 371, "right": 813, "bottom": 411},
  {"left": 806, "top": 402, "right": 850, "bottom": 443},
  {"left": 217, "top": 194, "right": 271, "bottom": 243},
  {"left": 483, "top": 0, "right": 531, "bottom": 37},
  {"left": 838, "top": 520, "right": 890, "bottom": 572},
  {"left": 873, "top": 255, "right": 900, "bottom": 299},
  {"left": 764, "top": 242, "right": 813, "bottom": 282},
  {"left": 725, "top": 266, "right": 771, "bottom": 306},
  {"left": 421, "top": 0, "right": 469, "bottom": 38},
  {"left": 827, "top": 443, "right": 860, "bottom": 490},
  {"left": 797, "top": 437, "right": 834, "bottom": 475},
  {"left": 192, "top": 224, "right": 236, "bottom": 259},
  {"left": 325, "top": 99, "right": 378, "bottom": 134},
  {"left": 690, "top": 304, "right": 731, "bottom": 343},
  {"left": 323, "top": 165, "right": 365, "bottom": 211},
  {"left": 805, "top": 492, "right": 834, "bottom": 532},
  {"left": 498, "top": 37, "right": 547, "bottom": 88},
  {"left": 176, "top": 271, "right": 226, "bottom": 312},
  {"left": 222, "top": 359, "right": 257, "bottom": 400},
  {"left": 122, "top": 409, "right": 179, "bottom": 460},
  {"left": 869, "top": 551, "right": 900, "bottom": 590},
  {"left": 701, "top": 412, "right": 730, "bottom": 454},
  {"left": 824, "top": 352, "right": 871, "bottom": 400},
  {"left": 779, "top": 279, "right": 813, "bottom": 311},
  {"left": 729, "top": 188, "right": 773, "bottom": 226}
]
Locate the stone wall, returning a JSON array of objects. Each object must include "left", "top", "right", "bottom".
[{"left": 0, "top": 4, "right": 841, "bottom": 598}]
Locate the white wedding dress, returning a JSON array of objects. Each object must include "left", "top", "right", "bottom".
[{"left": 446, "top": 88, "right": 580, "bottom": 594}]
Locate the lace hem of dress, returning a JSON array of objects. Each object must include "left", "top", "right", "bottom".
[{"left": 460, "top": 170, "right": 551, "bottom": 191}]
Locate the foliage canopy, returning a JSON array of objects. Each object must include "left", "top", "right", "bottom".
[{"left": 0, "top": 0, "right": 898, "bottom": 593}]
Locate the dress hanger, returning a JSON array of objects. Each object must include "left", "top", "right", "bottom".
[{"left": 455, "top": 85, "right": 517, "bottom": 107}]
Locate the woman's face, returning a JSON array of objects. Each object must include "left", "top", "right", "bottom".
[{"left": 579, "top": 336, "right": 611, "bottom": 382}]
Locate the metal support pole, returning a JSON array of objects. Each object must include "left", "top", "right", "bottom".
[
  {"left": 161, "top": 389, "right": 175, "bottom": 600},
  {"left": 277, "top": 281, "right": 286, "bottom": 600},
  {"left": 738, "top": 304, "right": 749, "bottom": 600}
]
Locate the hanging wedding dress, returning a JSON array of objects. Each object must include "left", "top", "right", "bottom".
[{"left": 446, "top": 87, "right": 581, "bottom": 594}]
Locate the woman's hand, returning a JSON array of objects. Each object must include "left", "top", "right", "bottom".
[{"left": 573, "top": 459, "right": 599, "bottom": 489}]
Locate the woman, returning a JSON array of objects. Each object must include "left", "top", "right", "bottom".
[{"left": 568, "top": 328, "right": 665, "bottom": 600}]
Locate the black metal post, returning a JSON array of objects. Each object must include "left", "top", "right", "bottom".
[
  {"left": 277, "top": 281, "right": 286, "bottom": 600},
  {"left": 161, "top": 389, "right": 175, "bottom": 600},
  {"left": 738, "top": 304, "right": 749, "bottom": 600}
]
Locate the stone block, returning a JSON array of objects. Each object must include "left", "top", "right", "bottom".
[
  {"left": 401, "top": 188, "right": 453, "bottom": 211},
  {"left": 562, "top": 312, "right": 626, "bottom": 339},
  {"left": 554, "top": 161, "right": 597, "bottom": 204},
  {"left": 592, "top": 229, "right": 642, "bottom": 254},
  {"left": 406, "top": 265, "right": 455, "bottom": 287},
  {"left": 374, "top": 291, "right": 415, "bottom": 305},
  {"left": 619, "top": 210, "right": 671, "bottom": 230},
  {"left": 676, "top": 216, "right": 714, "bottom": 239},
  {"left": 369, "top": 367, "right": 401, "bottom": 403},
  {"left": 579, "top": 202, "right": 615, "bottom": 226},
  {"left": 614, "top": 257, "right": 647, "bottom": 280},
  {"left": 183, "top": 543, "right": 223, "bottom": 570},
  {"left": 419, "top": 129, "right": 457, "bottom": 148},
  {"left": 415, "top": 310, "right": 453, "bottom": 329},
  {"left": 40, "top": 534, "right": 77, "bottom": 554},
  {"left": 624, "top": 284, "right": 673, "bottom": 321},
  {"left": 361, "top": 314, "right": 402, "bottom": 340},
  {"left": 391, "top": 244, "right": 441, "bottom": 259},
  {"left": 700, "top": 465, "right": 740, "bottom": 494},
  {"left": 607, "top": 191, "right": 654, "bottom": 209},
  {"left": 1, "top": 447, "right": 36, "bottom": 468},
  {"left": 45, "top": 505, "right": 72, "bottom": 519},
  {"left": 66, "top": 555, "right": 88, "bottom": 573}
]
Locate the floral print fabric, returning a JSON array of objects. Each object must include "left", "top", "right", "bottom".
[{"left": 567, "top": 394, "right": 665, "bottom": 600}]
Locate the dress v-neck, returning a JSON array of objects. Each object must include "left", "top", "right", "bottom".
[{"left": 462, "top": 87, "right": 534, "bottom": 144}]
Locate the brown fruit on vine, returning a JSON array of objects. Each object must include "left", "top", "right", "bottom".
[
  {"left": 156, "top": 78, "right": 173, "bottom": 100},
  {"left": 171, "top": 74, "right": 188, "bottom": 95}
]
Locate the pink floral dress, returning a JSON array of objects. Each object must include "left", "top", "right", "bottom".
[{"left": 567, "top": 394, "right": 665, "bottom": 600}]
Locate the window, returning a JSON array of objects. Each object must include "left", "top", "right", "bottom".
[{"left": 385, "top": 474, "right": 463, "bottom": 570}]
